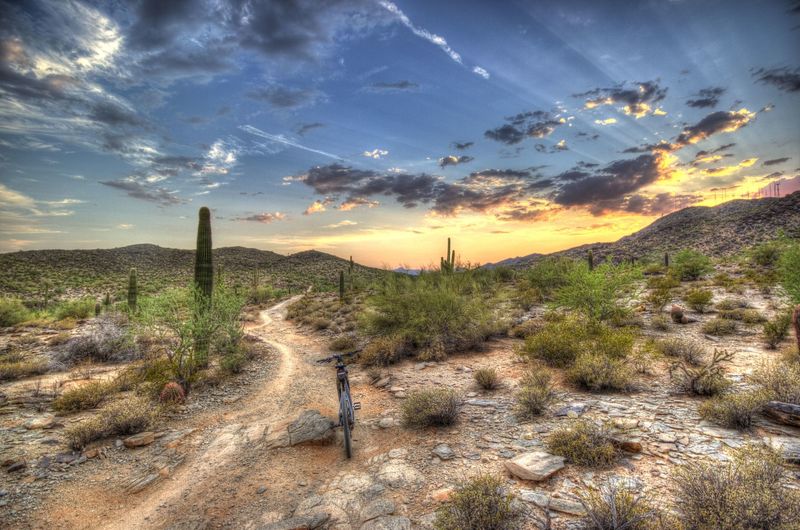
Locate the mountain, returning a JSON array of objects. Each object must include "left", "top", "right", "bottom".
[
  {"left": 485, "top": 191, "right": 800, "bottom": 268},
  {"left": 0, "top": 245, "right": 386, "bottom": 298}
]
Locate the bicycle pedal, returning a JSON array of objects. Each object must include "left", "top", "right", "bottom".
[{"left": 353, "top": 402, "right": 362, "bottom": 410}]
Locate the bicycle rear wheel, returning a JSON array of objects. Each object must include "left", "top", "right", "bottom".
[{"left": 341, "top": 396, "right": 352, "bottom": 459}]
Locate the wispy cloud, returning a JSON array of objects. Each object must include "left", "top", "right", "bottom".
[{"left": 239, "top": 125, "right": 342, "bottom": 160}]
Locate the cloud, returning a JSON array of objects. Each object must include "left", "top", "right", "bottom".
[
  {"left": 100, "top": 178, "right": 185, "bottom": 206},
  {"left": 240, "top": 125, "right": 342, "bottom": 160},
  {"left": 673, "top": 109, "right": 755, "bottom": 147},
  {"left": 574, "top": 80, "right": 667, "bottom": 118},
  {"left": 594, "top": 118, "right": 617, "bottom": 125},
  {"left": 296, "top": 122, "right": 325, "bottom": 136},
  {"left": 485, "top": 110, "right": 566, "bottom": 145},
  {"left": 438, "top": 155, "right": 474, "bottom": 168},
  {"left": 247, "top": 85, "right": 325, "bottom": 109},
  {"left": 763, "top": 157, "right": 790, "bottom": 166},
  {"left": 303, "top": 197, "right": 334, "bottom": 215},
  {"left": 363, "top": 148, "right": 389, "bottom": 159},
  {"left": 452, "top": 141, "right": 473, "bottom": 150},
  {"left": 325, "top": 220, "right": 358, "bottom": 228},
  {"left": 752, "top": 67, "right": 800, "bottom": 92},
  {"left": 366, "top": 80, "right": 419, "bottom": 92},
  {"left": 379, "top": 0, "right": 488, "bottom": 78},
  {"left": 233, "top": 212, "right": 286, "bottom": 223},
  {"left": 686, "top": 86, "right": 726, "bottom": 108}
]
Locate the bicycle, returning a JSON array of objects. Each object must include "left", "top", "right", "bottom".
[{"left": 316, "top": 351, "right": 360, "bottom": 458}]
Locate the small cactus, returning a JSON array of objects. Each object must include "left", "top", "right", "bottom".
[
  {"left": 587, "top": 250, "right": 594, "bottom": 271},
  {"left": 103, "top": 292, "right": 111, "bottom": 307},
  {"left": 664, "top": 252, "right": 670, "bottom": 268},
  {"left": 349, "top": 256, "right": 354, "bottom": 274},
  {"left": 94, "top": 302, "right": 101, "bottom": 317},
  {"left": 127, "top": 268, "right": 137, "bottom": 313},
  {"left": 159, "top": 382, "right": 186, "bottom": 404},
  {"left": 339, "top": 270, "right": 345, "bottom": 301}
]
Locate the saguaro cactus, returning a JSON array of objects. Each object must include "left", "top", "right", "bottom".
[
  {"left": 587, "top": 250, "right": 594, "bottom": 271},
  {"left": 339, "top": 270, "right": 345, "bottom": 302},
  {"left": 793, "top": 304, "right": 800, "bottom": 354},
  {"left": 94, "top": 302, "right": 101, "bottom": 317},
  {"left": 441, "top": 237, "right": 456, "bottom": 273},
  {"left": 664, "top": 252, "right": 670, "bottom": 268},
  {"left": 349, "top": 256, "right": 354, "bottom": 274},
  {"left": 194, "top": 206, "right": 214, "bottom": 299},
  {"left": 128, "top": 268, "right": 138, "bottom": 312}
]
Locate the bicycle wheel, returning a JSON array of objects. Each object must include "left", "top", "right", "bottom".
[{"left": 341, "top": 394, "right": 352, "bottom": 459}]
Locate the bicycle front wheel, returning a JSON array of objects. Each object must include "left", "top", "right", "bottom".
[{"left": 341, "top": 400, "right": 352, "bottom": 459}]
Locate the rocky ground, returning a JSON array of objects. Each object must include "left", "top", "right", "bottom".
[{"left": 1, "top": 286, "right": 799, "bottom": 529}]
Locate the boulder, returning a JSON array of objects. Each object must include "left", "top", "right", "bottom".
[
  {"left": 25, "top": 414, "right": 55, "bottom": 430},
  {"left": 504, "top": 451, "right": 565, "bottom": 481},
  {"left": 359, "top": 516, "right": 411, "bottom": 530},
  {"left": 431, "top": 444, "right": 455, "bottom": 460},
  {"left": 267, "top": 410, "right": 335, "bottom": 449},
  {"left": 123, "top": 432, "right": 155, "bottom": 448},
  {"left": 517, "top": 489, "right": 586, "bottom": 515},
  {"left": 764, "top": 401, "right": 800, "bottom": 427},
  {"left": 261, "top": 512, "right": 329, "bottom": 530}
]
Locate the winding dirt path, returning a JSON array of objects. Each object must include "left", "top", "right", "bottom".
[{"left": 32, "top": 296, "right": 359, "bottom": 529}]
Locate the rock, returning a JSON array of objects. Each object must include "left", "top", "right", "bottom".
[
  {"left": 257, "top": 486, "right": 267, "bottom": 495},
  {"left": 378, "top": 418, "right": 394, "bottom": 429},
  {"left": 464, "top": 399, "right": 498, "bottom": 408},
  {"left": 431, "top": 444, "right": 455, "bottom": 460},
  {"left": 610, "top": 437, "right": 643, "bottom": 453},
  {"left": 123, "top": 432, "right": 155, "bottom": 448},
  {"left": 504, "top": 451, "right": 565, "bottom": 481},
  {"left": 124, "top": 473, "right": 159, "bottom": 494},
  {"left": 765, "top": 436, "right": 800, "bottom": 464},
  {"left": 359, "top": 516, "right": 411, "bottom": 530},
  {"left": 374, "top": 377, "right": 390, "bottom": 388},
  {"left": 517, "top": 489, "right": 586, "bottom": 516},
  {"left": 360, "top": 498, "right": 395, "bottom": 522},
  {"left": 267, "top": 410, "right": 335, "bottom": 448},
  {"left": 764, "top": 401, "right": 800, "bottom": 427},
  {"left": 430, "top": 487, "right": 453, "bottom": 502},
  {"left": 554, "top": 403, "right": 588, "bottom": 417},
  {"left": 25, "top": 414, "right": 55, "bottom": 430},
  {"left": 83, "top": 448, "right": 99, "bottom": 459},
  {"left": 377, "top": 462, "right": 424, "bottom": 489},
  {"left": 261, "top": 511, "right": 329, "bottom": 530},
  {"left": 6, "top": 461, "right": 26, "bottom": 473}
]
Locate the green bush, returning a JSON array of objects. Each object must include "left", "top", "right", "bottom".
[
  {"left": 553, "top": 262, "right": 640, "bottom": 321},
  {"left": 0, "top": 298, "right": 32, "bottom": 327},
  {"left": 750, "top": 241, "right": 782, "bottom": 267},
  {"left": 65, "top": 395, "right": 158, "bottom": 450},
  {"left": 718, "top": 308, "right": 764, "bottom": 323},
  {"left": 0, "top": 355, "right": 48, "bottom": 381},
  {"left": 402, "top": 388, "right": 460, "bottom": 428},
  {"left": 329, "top": 335, "right": 357, "bottom": 352},
  {"left": 519, "top": 256, "right": 577, "bottom": 305},
  {"left": 515, "top": 370, "right": 555, "bottom": 419},
  {"left": 650, "top": 314, "right": 670, "bottom": 331},
  {"left": 698, "top": 389, "right": 768, "bottom": 429},
  {"left": 779, "top": 241, "right": 800, "bottom": 304},
  {"left": 547, "top": 420, "right": 617, "bottom": 467},
  {"left": 359, "top": 335, "right": 406, "bottom": 366},
  {"left": 434, "top": 474, "right": 521, "bottom": 530},
  {"left": 673, "top": 445, "right": 800, "bottom": 530},
  {"left": 219, "top": 350, "right": 247, "bottom": 374},
  {"left": 684, "top": 289, "right": 713, "bottom": 313},
  {"left": 655, "top": 338, "right": 705, "bottom": 365},
  {"left": 580, "top": 482, "right": 659, "bottom": 530},
  {"left": 362, "top": 272, "right": 499, "bottom": 357},
  {"left": 763, "top": 312, "right": 792, "bottom": 348},
  {"left": 521, "top": 319, "right": 586, "bottom": 367},
  {"left": 53, "top": 298, "right": 96, "bottom": 320},
  {"left": 53, "top": 380, "right": 115, "bottom": 412},
  {"left": 701, "top": 317, "right": 736, "bottom": 335},
  {"left": 474, "top": 368, "right": 501, "bottom": 390},
  {"left": 672, "top": 250, "right": 712, "bottom": 281},
  {"left": 715, "top": 297, "right": 747, "bottom": 311},
  {"left": 568, "top": 352, "right": 633, "bottom": 392}
]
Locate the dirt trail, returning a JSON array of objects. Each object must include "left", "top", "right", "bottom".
[{"left": 31, "top": 296, "right": 353, "bottom": 530}]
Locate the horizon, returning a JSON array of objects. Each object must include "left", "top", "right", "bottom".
[{"left": 1, "top": 0, "right": 799, "bottom": 267}]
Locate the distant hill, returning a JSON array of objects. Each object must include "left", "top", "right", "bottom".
[
  {"left": 485, "top": 191, "right": 800, "bottom": 269},
  {"left": 0, "top": 245, "right": 386, "bottom": 299}
]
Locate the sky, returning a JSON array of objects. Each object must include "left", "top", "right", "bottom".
[{"left": 0, "top": 0, "right": 799, "bottom": 267}]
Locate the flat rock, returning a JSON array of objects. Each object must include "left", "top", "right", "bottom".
[
  {"left": 554, "top": 403, "right": 588, "bottom": 417},
  {"left": 123, "top": 432, "right": 155, "bottom": 448},
  {"left": 504, "top": 451, "right": 564, "bottom": 481},
  {"left": 517, "top": 489, "right": 586, "bottom": 516},
  {"left": 360, "top": 498, "right": 395, "bottom": 522},
  {"left": 25, "top": 414, "right": 56, "bottom": 430},
  {"left": 431, "top": 444, "right": 455, "bottom": 460},
  {"left": 267, "top": 410, "right": 335, "bottom": 448},
  {"left": 261, "top": 511, "right": 329, "bottom": 530},
  {"left": 359, "top": 516, "right": 411, "bottom": 530},
  {"left": 377, "top": 462, "right": 424, "bottom": 489}
]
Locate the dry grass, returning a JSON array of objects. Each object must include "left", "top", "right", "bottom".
[
  {"left": 474, "top": 368, "right": 501, "bottom": 390},
  {"left": 546, "top": 420, "right": 617, "bottom": 467},
  {"left": 402, "top": 388, "right": 461, "bottom": 428},
  {"left": 515, "top": 369, "right": 555, "bottom": 419}
]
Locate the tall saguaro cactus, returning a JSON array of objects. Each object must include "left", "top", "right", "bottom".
[
  {"left": 339, "top": 270, "right": 345, "bottom": 302},
  {"left": 793, "top": 304, "right": 800, "bottom": 354},
  {"left": 587, "top": 250, "right": 594, "bottom": 271},
  {"left": 664, "top": 252, "right": 670, "bottom": 268},
  {"left": 128, "top": 268, "right": 138, "bottom": 312},
  {"left": 441, "top": 237, "right": 456, "bottom": 273},
  {"left": 194, "top": 206, "right": 214, "bottom": 299}
]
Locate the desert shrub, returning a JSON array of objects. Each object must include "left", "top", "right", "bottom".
[
  {"left": 779, "top": 241, "right": 800, "bottom": 304},
  {"left": 752, "top": 362, "right": 800, "bottom": 404},
  {"left": 672, "top": 444, "right": 800, "bottom": 530},
  {"left": 521, "top": 318, "right": 586, "bottom": 367},
  {"left": 650, "top": 314, "right": 670, "bottom": 331},
  {"left": 359, "top": 335, "right": 406, "bottom": 366},
  {"left": 701, "top": 317, "right": 736, "bottom": 335},
  {"left": 515, "top": 370, "right": 555, "bottom": 419},
  {"left": 763, "top": 312, "right": 792, "bottom": 348},
  {"left": 247, "top": 285, "right": 284, "bottom": 305},
  {"left": 53, "top": 380, "right": 115, "bottom": 412},
  {"left": 508, "top": 319, "right": 543, "bottom": 338},
  {"left": 670, "top": 349, "right": 733, "bottom": 396},
  {"left": 311, "top": 317, "right": 331, "bottom": 330},
  {"left": 684, "top": 289, "right": 713, "bottom": 313},
  {"left": 101, "top": 395, "right": 158, "bottom": 436},
  {"left": 402, "top": 388, "right": 460, "bottom": 428},
  {"left": 645, "top": 286, "right": 672, "bottom": 312},
  {"left": 0, "top": 298, "right": 32, "bottom": 327},
  {"left": 718, "top": 308, "right": 764, "bottom": 323},
  {"left": 219, "top": 350, "right": 247, "bottom": 374},
  {"left": 553, "top": 262, "right": 640, "bottom": 321},
  {"left": 362, "top": 273, "right": 499, "bottom": 357},
  {"left": 750, "top": 241, "right": 782, "bottom": 267},
  {"left": 474, "top": 368, "right": 501, "bottom": 390},
  {"left": 546, "top": 420, "right": 617, "bottom": 467},
  {"left": 53, "top": 298, "right": 95, "bottom": 320},
  {"left": 434, "top": 474, "right": 520, "bottom": 530},
  {"left": 65, "top": 418, "right": 105, "bottom": 450},
  {"left": 568, "top": 352, "right": 633, "bottom": 392},
  {"left": 593, "top": 326, "right": 635, "bottom": 359},
  {"left": 629, "top": 343, "right": 660, "bottom": 374},
  {"left": 519, "top": 256, "right": 577, "bottom": 306},
  {"left": 580, "top": 482, "right": 659, "bottom": 530},
  {"left": 698, "top": 389, "right": 767, "bottom": 429},
  {"left": 672, "top": 250, "right": 712, "bottom": 281},
  {"left": 329, "top": 335, "right": 357, "bottom": 352},
  {"left": 715, "top": 297, "right": 747, "bottom": 311},
  {"left": 55, "top": 315, "right": 136, "bottom": 366},
  {"left": 159, "top": 381, "right": 185, "bottom": 404},
  {"left": 655, "top": 338, "right": 705, "bottom": 365},
  {"left": 0, "top": 357, "right": 48, "bottom": 381}
]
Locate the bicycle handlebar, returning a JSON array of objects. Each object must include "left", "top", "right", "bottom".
[{"left": 316, "top": 351, "right": 359, "bottom": 364}]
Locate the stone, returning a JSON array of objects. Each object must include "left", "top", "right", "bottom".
[
  {"left": 517, "top": 489, "right": 586, "bottom": 516},
  {"left": 431, "top": 444, "right": 455, "bottom": 460},
  {"left": 25, "top": 414, "right": 55, "bottom": 430},
  {"left": 257, "top": 486, "right": 267, "bottom": 495},
  {"left": 610, "top": 436, "right": 643, "bottom": 453},
  {"left": 360, "top": 498, "right": 395, "bottom": 522},
  {"left": 374, "top": 377, "right": 390, "bottom": 388},
  {"left": 378, "top": 418, "right": 394, "bottom": 429},
  {"left": 359, "top": 516, "right": 411, "bottom": 530},
  {"left": 267, "top": 410, "right": 335, "bottom": 448},
  {"left": 123, "top": 432, "right": 155, "bottom": 448},
  {"left": 6, "top": 461, "right": 26, "bottom": 473},
  {"left": 504, "top": 451, "right": 565, "bottom": 481},
  {"left": 430, "top": 487, "right": 453, "bottom": 502},
  {"left": 765, "top": 436, "right": 800, "bottom": 464},
  {"left": 377, "top": 462, "right": 424, "bottom": 488},
  {"left": 764, "top": 401, "right": 800, "bottom": 427},
  {"left": 554, "top": 403, "right": 588, "bottom": 417},
  {"left": 464, "top": 399, "right": 498, "bottom": 407},
  {"left": 261, "top": 511, "right": 329, "bottom": 530}
]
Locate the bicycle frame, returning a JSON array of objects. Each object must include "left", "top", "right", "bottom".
[{"left": 336, "top": 358, "right": 355, "bottom": 429}]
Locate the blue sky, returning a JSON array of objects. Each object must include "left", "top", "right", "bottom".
[{"left": 1, "top": 0, "right": 798, "bottom": 266}]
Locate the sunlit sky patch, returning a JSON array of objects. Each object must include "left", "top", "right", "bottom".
[{"left": 0, "top": 0, "right": 798, "bottom": 266}]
